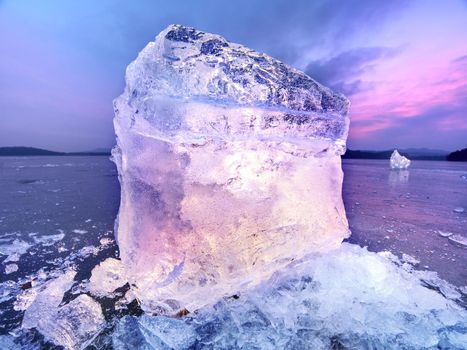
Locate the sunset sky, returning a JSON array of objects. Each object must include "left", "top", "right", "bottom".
[{"left": 1, "top": 0, "right": 466, "bottom": 152}]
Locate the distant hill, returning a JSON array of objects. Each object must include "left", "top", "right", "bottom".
[
  {"left": 343, "top": 148, "right": 449, "bottom": 161},
  {"left": 399, "top": 148, "right": 449, "bottom": 158},
  {"left": 0, "top": 146, "right": 111, "bottom": 156},
  {"left": 447, "top": 148, "right": 467, "bottom": 162},
  {"left": 85, "top": 148, "right": 113, "bottom": 154},
  {"left": 343, "top": 149, "right": 394, "bottom": 160},
  {"left": 0, "top": 147, "right": 64, "bottom": 156}
]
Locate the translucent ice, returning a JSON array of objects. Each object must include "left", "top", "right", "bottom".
[
  {"left": 33, "top": 232, "right": 65, "bottom": 246},
  {"left": 22, "top": 270, "right": 105, "bottom": 349},
  {"left": 88, "top": 258, "right": 126, "bottom": 297},
  {"left": 3, "top": 252, "right": 20, "bottom": 263},
  {"left": 48, "top": 294, "right": 105, "bottom": 349},
  {"left": 111, "top": 244, "right": 467, "bottom": 350},
  {"left": 113, "top": 24, "right": 350, "bottom": 313},
  {"left": 448, "top": 234, "right": 467, "bottom": 248},
  {"left": 22, "top": 269, "right": 77, "bottom": 330},
  {"left": 401, "top": 253, "right": 420, "bottom": 265},
  {"left": 390, "top": 149, "right": 411, "bottom": 169},
  {"left": 0, "top": 280, "right": 17, "bottom": 303},
  {"left": 0, "top": 238, "right": 31, "bottom": 260},
  {"left": 4, "top": 263, "right": 18, "bottom": 274},
  {"left": 438, "top": 230, "right": 454, "bottom": 238},
  {"left": 113, "top": 315, "right": 196, "bottom": 350}
]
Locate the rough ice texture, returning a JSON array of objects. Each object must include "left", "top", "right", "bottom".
[
  {"left": 390, "top": 149, "right": 411, "bottom": 169},
  {"left": 113, "top": 24, "right": 350, "bottom": 313},
  {"left": 22, "top": 270, "right": 77, "bottom": 330},
  {"left": 4, "top": 264, "right": 18, "bottom": 274},
  {"left": 22, "top": 270, "right": 105, "bottom": 349},
  {"left": 88, "top": 258, "right": 126, "bottom": 297},
  {"left": 111, "top": 244, "right": 467, "bottom": 350}
]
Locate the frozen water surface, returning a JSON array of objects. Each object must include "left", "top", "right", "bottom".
[
  {"left": 0, "top": 155, "right": 120, "bottom": 344},
  {"left": 344, "top": 159, "right": 467, "bottom": 287},
  {"left": 0, "top": 25, "right": 466, "bottom": 350},
  {"left": 0, "top": 156, "right": 466, "bottom": 349}
]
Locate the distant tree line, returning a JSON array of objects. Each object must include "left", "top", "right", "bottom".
[
  {"left": 343, "top": 148, "right": 467, "bottom": 161},
  {"left": 447, "top": 148, "right": 467, "bottom": 162},
  {"left": 1, "top": 146, "right": 465, "bottom": 161},
  {"left": 0, "top": 147, "right": 110, "bottom": 156}
]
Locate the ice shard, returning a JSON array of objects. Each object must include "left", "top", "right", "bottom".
[
  {"left": 113, "top": 24, "right": 350, "bottom": 313},
  {"left": 22, "top": 270, "right": 105, "bottom": 349},
  {"left": 390, "top": 149, "right": 411, "bottom": 169}
]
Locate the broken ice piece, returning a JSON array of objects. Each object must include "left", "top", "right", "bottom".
[
  {"left": 21, "top": 270, "right": 105, "bottom": 350},
  {"left": 99, "top": 237, "right": 113, "bottom": 246},
  {"left": 49, "top": 294, "right": 105, "bottom": 349},
  {"left": 73, "top": 229, "right": 88, "bottom": 234},
  {"left": 0, "top": 239, "right": 31, "bottom": 259},
  {"left": 33, "top": 233, "right": 65, "bottom": 246},
  {"left": 448, "top": 234, "right": 467, "bottom": 248},
  {"left": 88, "top": 258, "right": 126, "bottom": 297},
  {"left": 4, "top": 264, "right": 18, "bottom": 274},
  {"left": 21, "top": 269, "right": 76, "bottom": 327},
  {"left": 437, "top": 230, "right": 454, "bottom": 238},
  {"left": 401, "top": 253, "right": 420, "bottom": 265},
  {"left": 3, "top": 252, "right": 20, "bottom": 263}
]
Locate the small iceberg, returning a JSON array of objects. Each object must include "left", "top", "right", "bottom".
[{"left": 390, "top": 149, "right": 411, "bottom": 169}]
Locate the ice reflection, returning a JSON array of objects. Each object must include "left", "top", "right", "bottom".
[{"left": 388, "top": 169, "right": 410, "bottom": 185}]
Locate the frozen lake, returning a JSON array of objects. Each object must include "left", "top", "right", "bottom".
[
  {"left": 0, "top": 156, "right": 466, "bottom": 338},
  {"left": 343, "top": 159, "right": 467, "bottom": 286}
]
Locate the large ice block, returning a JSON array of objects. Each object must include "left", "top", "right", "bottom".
[{"left": 113, "top": 24, "right": 350, "bottom": 314}]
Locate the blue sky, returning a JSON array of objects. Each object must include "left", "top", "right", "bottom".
[{"left": 0, "top": 0, "right": 466, "bottom": 151}]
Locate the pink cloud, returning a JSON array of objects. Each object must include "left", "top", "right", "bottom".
[{"left": 348, "top": 50, "right": 467, "bottom": 140}]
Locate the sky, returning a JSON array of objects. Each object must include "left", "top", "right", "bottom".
[{"left": 0, "top": 0, "right": 466, "bottom": 152}]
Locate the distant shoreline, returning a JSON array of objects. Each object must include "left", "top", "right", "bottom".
[
  {"left": 342, "top": 149, "right": 446, "bottom": 161},
  {"left": 0, "top": 147, "right": 111, "bottom": 157},
  {"left": 1, "top": 146, "right": 466, "bottom": 161},
  {"left": 343, "top": 148, "right": 467, "bottom": 161}
]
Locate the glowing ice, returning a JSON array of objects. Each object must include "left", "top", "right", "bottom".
[
  {"left": 390, "top": 149, "right": 411, "bottom": 169},
  {"left": 113, "top": 24, "right": 350, "bottom": 313}
]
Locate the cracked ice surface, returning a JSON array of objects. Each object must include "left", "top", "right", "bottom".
[{"left": 113, "top": 24, "right": 350, "bottom": 313}]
